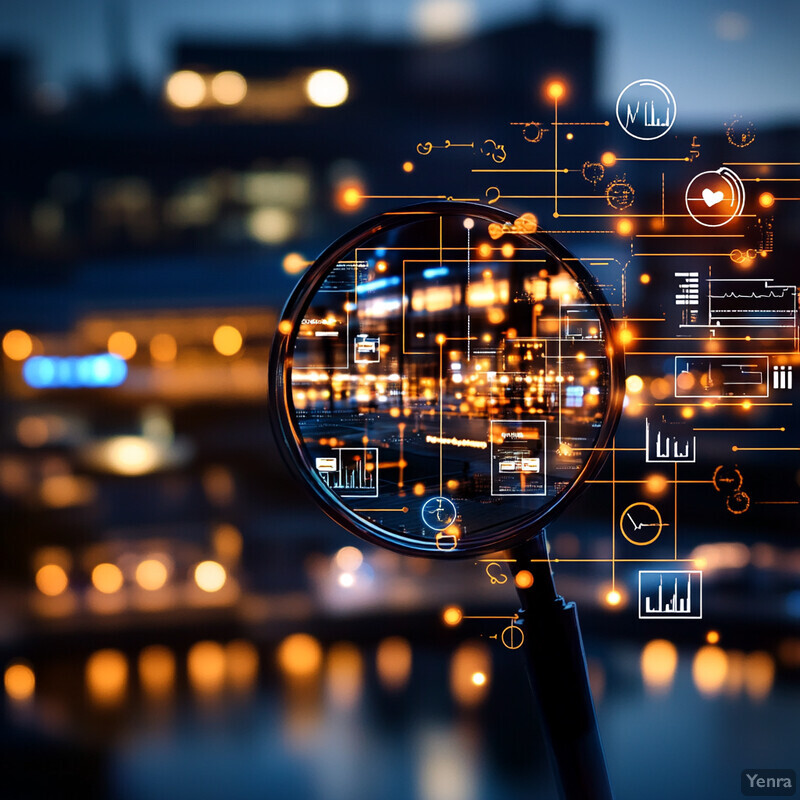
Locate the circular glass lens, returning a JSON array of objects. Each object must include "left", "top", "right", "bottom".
[{"left": 273, "top": 204, "right": 623, "bottom": 556}]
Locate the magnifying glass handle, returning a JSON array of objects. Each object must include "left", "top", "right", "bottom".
[{"left": 509, "top": 534, "right": 615, "bottom": 800}]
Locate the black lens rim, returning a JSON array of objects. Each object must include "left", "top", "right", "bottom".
[{"left": 269, "top": 201, "right": 626, "bottom": 558}]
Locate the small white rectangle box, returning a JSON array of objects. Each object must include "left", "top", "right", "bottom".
[
  {"left": 638, "top": 570, "right": 703, "bottom": 620},
  {"left": 490, "top": 420, "right": 546, "bottom": 496}
]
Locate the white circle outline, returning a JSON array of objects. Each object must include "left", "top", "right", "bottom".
[
  {"left": 421, "top": 495, "right": 458, "bottom": 531},
  {"left": 615, "top": 79, "right": 676, "bottom": 141},
  {"left": 684, "top": 167, "right": 746, "bottom": 227}
]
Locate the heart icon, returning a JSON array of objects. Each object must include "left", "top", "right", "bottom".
[{"left": 702, "top": 188, "right": 724, "bottom": 207}]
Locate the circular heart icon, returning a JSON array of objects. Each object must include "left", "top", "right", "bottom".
[{"left": 685, "top": 168, "right": 745, "bottom": 227}]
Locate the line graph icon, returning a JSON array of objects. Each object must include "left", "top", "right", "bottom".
[{"left": 616, "top": 79, "right": 676, "bottom": 140}]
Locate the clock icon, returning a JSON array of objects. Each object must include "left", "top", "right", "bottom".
[
  {"left": 620, "top": 502, "right": 663, "bottom": 546},
  {"left": 421, "top": 496, "right": 458, "bottom": 531}
]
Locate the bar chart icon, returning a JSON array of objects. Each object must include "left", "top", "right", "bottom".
[{"left": 639, "top": 570, "right": 702, "bottom": 619}]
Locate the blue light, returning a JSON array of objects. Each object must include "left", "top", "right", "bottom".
[
  {"left": 23, "top": 354, "right": 128, "bottom": 389},
  {"left": 374, "top": 248, "right": 386, "bottom": 257},
  {"left": 356, "top": 276, "right": 401, "bottom": 295},
  {"left": 422, "top": 266, "right": 449, "bottom": 280}
]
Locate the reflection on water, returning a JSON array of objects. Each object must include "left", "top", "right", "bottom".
[{"left": 3, "top": 634, "right": 798, "bottom": 800}]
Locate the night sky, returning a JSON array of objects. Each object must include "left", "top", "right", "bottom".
[{"left": 0, "top": 0, "right": 799, "bottom": 124}]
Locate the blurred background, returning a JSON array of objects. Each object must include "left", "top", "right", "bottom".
[{"left": 0, "top": 1, "right": 799, "bottom": 798}]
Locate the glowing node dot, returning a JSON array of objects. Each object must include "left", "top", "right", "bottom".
[
  {"left": 545, "top": 80, "right": 565, "bottom": 100},
  {"left": 616, "top": 218, "right": 634, "bottom": 236},
  {"left": 640, "top": 273, "right": 651, "bottom": 284},
  {"left": 463, "top": 217, "right": 475, "bottom": 230},
  {"left": 758, "top": 192, "right": 775, "bottom": 208},
  {"left": 566, "top": 132, "right": 574, "bottom": 140},
  {"left": 601, "top": 151, "right": 616, "bottom": 167},
  {"left": 402, "top": 161, "right": 414, "bottom": 173},
  {"left": 606, "top": 590, "right": 622, "bottom": 606},
  {"left": 515, "top": 570, "right": 534, "bottom": 589},
  {"left": 471, "top": 671, "right": 487, "bottom": 686},
  {"left": 706, "top": 631, "right": 720, "bottom": 645},
  {"left": 442, "top": 606, "right": 463, "bottom": 626}
]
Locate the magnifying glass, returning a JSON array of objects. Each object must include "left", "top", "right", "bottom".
[{"left": 270, "top": 201, "right": 624, "bottom": 800}]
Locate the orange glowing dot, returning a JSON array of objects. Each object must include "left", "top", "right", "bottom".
[
  {"left": 616, "top": 218, "right": 634, "bottom": 236},
  {"left": 645, "top": 474, "right": 668, "bottom": 496},
  {"left": 91, "top": 563, "right": 124, "bottom": 594},
  {"left": 695, "top": 557, "right": 708, "bottom": 569},
  {"left": 566, "top": 132, "right": 574, "bottom": 140},
  {"left": 435, "top": 334, "right": 446, "bottom": 345},
  {"left": 194, "top": 560, "right": 227, "bottom": 593},
  {"left": 277, "top": 633, "right": 322, "bottom": 679},
  {"left": 35, "top": 564, "right": 69, "bottom": 597},
  {"left": 149, "top": 333, "right": 177, "bottom": 362},
  {"left": 107, "top": 330, "right": 137, "bottom": 360},
  {"left": 477, "top": 243, "right": 492, "bottom": 258},
  {"left": 758, "top": 192, "right": 775, "bottom": 208},
  {"left": 413, "top": 482, "right": 425, "bottom": 496},
  {"left": 2, "top": 329, "right": 33, "bottom": 361},
  {"left": 681, "top": 406, "right": 694, "bottom": 419},
  {"left": 135, "top": 559, "right": 168, "bottom": 591},
  {"left": 282, "top": 252, "right": 308, "bottom": 275},
  {"left": 213, "top": 324, "right": 243, "bottom": 356},
  {"left": 640, "top": 273, "right": 651, "bottom": 284},
  {"left": 626, "top": 375, "right": 644, "bottom": 394},
  {"left": 278, "top": 320, "right": 292, "bottom": 335},
  {"left": 341, "top": 186, "right": 362, "bottom": 208},
  {"left": 619, "top": 328, "right": 633, "bottom": 345},
  {"left": 741, "top": 400, "right": 752, "bottom": 411},
  {"left": 706, "top": 631, "right": 720, "bottom": 645},
  {"left": 606, "top": 590, "right": 622, "bottom": 607},
  {"left": 500, "top": 242, "right": 515, "bottom": 258},
  {"left": 515, "top": 570, "right": 534, "bottom": 589},
  {"left": 545, "top": 80, "right": 566, "bottom": 100},
  {"left": 601, "top": 151, "right": 616, "bottom": 167},
  {"left": 4, "top": 662, "right": 35, "bottom": 701},
  {"left": 402, "top": 161, "right": 414, "bottom": 173},
  {"left": 442, "top": 606, "right": 463, "bottom": 626},
  {"left": 375, "top": 260, "right": 388, "bottom": 272}
]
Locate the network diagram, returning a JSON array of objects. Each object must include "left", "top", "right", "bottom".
[{"left": 282, "top": 78, "right": 797, "bottom": 646}]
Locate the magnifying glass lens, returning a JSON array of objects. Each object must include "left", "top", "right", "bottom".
[{"left": 274, "top": 205, "right": 622, "bottom": 556}]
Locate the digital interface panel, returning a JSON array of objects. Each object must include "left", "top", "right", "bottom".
[{"left": 288, "top": 213, "right": 613, "bottom": 553}]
